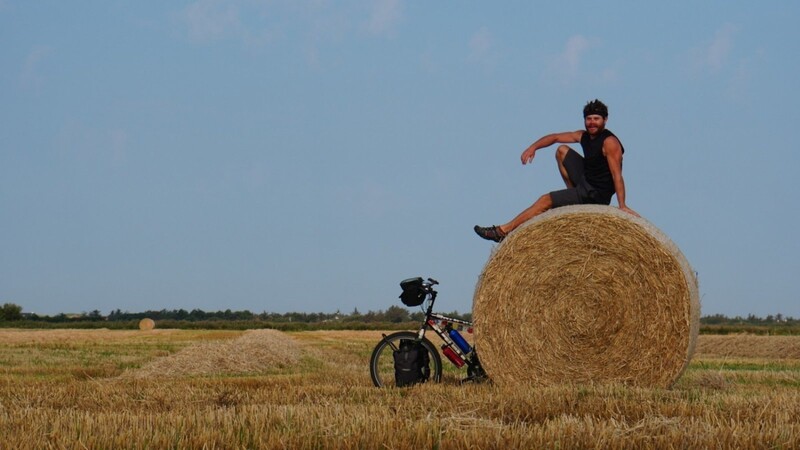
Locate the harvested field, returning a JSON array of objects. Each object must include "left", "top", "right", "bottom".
[
  {"left": 696, "top": 334, "right": 800, "bottom": 359},
  {"left": 123, "top": 329, "right": 304, "bottom": 378},
  {"left": 1, "top": 330, "right": 799, "bottom": 449},
  {"left": 0, "top": 328, "right": 183, "bottom": 344}
]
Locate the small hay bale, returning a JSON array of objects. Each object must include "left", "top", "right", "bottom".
[
  {"left": 138, "top": 318, "right": 156, "bottom": 331},
  {"left": 473, "top": 205, "right": 699, "bottom": 388}
]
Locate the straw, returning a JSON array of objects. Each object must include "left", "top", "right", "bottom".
[{"left": 473, "top": 205, "right": 700, "bottom": 388}]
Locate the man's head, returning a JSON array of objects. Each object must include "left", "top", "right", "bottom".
[
  {"left": 583, "top": 99, "right": 608, "bottom": 118},
  {"left": 583, "top": 99, "right": 608, "bottom": 136}
]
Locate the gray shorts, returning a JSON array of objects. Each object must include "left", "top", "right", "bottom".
[{"left": 549, "top": 149, "right": 613, "bottom": 207}]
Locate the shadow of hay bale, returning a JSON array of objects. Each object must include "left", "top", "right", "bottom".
[{"left": 473, "top": 205, "right": 700, "bottom": 388}]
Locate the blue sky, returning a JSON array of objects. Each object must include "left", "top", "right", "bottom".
[{"left": 2, "top": 1, "right": 798, "bottom": 317}]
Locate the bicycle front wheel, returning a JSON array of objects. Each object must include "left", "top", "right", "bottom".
[{"left": 369, "top": 331, "right": 442, "bottom": 388}]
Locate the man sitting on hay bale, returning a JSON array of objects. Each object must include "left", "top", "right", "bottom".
[{"left": 474, "top": 99, "right": 639, "bottom": 243}]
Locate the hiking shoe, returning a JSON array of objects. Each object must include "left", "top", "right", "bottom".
[{"left": 474, "top": 225, "right": 506, "bottom": 243}]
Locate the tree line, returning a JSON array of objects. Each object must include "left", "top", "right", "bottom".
[
  {"left": 1, "top": 303, "right": 23, "bottom": 321},
  {"left": 1, "top": 303, "right": 471, "bottom": 324},
  {"left": 700, "top": 313, "right": 797, "bottom": 325},
  {"left": 2, "top": 302, "right": 797, "bottom": 328}
]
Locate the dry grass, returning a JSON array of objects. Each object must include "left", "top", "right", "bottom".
[
  {"left": 0, "top": 328, "right": 183, "bottom": 344},
  {"left": 473, "top": 205, "right": 700, "bottom": 388},
  {"left": 697, "top": 334, "right": 800, "bottom": 359},
  {"left": 123, "top": 329, "right": 304, "bottom": 378},
  {"left": 1, "top": 330, "right": 799, "bottom": 449}
]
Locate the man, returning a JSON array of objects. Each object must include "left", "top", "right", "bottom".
[{"left": 474, "top": 99, "right": 638, "bottom": 242}]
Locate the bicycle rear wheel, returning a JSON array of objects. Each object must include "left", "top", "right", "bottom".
[{"left": 369, "top": 331, "right": 442, "bottom": 388}]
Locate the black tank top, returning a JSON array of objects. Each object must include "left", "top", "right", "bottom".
[{"left": 580, "top": 129, "right": 624, "bottom": 195}]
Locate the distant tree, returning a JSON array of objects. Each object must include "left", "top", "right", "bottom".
[
  {"left": 345, "top": 307, "right": 363, "bottom": 322},
  {"left": 189, "top": 309, "right": 207, "bottom": 321},
  {"left": 409, "top": 311, "right": 425, "bottom": 322},
  {"left": 700, "top": 313, "right": 729, "bottom": 325},
  {"left": 227, "top": 310, "right": 253, "bottom": 320},
  {"left": 384, "top": 305, "right": 410, "bottom": 323},
  {"left": 362, "top": 310, "right": 380, "bottom": 323},
  {"left": 1, "top": 303, "right": 23, "bottom": 321}
]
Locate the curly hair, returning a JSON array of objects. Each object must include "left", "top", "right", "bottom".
[{"left": 583, "top": 99, "right": 608, "bottom": 118}]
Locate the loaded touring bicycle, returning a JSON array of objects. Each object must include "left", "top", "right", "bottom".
[{"left": 369, "top": 277, "right": 487, "bottom": 388}]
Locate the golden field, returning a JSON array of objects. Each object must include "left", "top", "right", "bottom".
[{"left": 1, "top": 329, "right": 799, "bottom": 449}]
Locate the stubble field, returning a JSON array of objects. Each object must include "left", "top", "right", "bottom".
[{"left": 1, "top": 329, "right": 799, "bottom": 449}]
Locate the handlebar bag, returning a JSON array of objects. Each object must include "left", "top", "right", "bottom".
[{"left": 399, "top": 277, "right": 426, "bottom": 307}]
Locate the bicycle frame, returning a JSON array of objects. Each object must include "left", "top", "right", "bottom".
[{"left": 414, "top": 287, "right": 480, "bottom": 373}]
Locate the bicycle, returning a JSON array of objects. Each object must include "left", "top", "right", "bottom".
[{"left": 369, "top": 277, "right": 488, "bottom": 387}]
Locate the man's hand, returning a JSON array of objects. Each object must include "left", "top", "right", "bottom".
[
  {"left": 619, "top": 205, "right": 640, "bottom": 217},
  {"left": 521, "top": 146, "right": 536, "bottom": 165},
  {"left": 521, "top": 131, "right": 581, "bottom": 165}
]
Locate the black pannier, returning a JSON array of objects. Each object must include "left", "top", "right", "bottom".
[
  {"left": 399, "top": 277, "right": 426, "bottom": 307},
  {"left": 393, "top": 338, "right": 430, "bottom": 387}
]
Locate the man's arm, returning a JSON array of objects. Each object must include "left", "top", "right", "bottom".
[
  {"left": 603, "top": 136, "right": 640, "bottom": 216},
  {"left": 520, "top": 130, "right": 583, "bottom": 165}
]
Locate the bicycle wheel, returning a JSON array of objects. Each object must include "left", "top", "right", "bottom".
[{"left": 369, "top": 331, "right": 442, "bottom": 388}]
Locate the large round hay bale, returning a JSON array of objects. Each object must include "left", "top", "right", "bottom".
[
  {"left": 138, "top": 318, "right": 156, "bottom": 331},
  {"left": 473, "top": 205, "right": 699, "bottom": 388}
]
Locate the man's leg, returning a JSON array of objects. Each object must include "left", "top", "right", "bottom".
[
  {"left": 497, "top": 193, "right": 553, "bottom": 234},
  {"left": 556, "top": 145, "right": 576, "bottom": 188},
  {"left": 556, "top": 145, "right": 586, "bottom": 190},
  {"left": 474, "top": 149, "right": 582, "bottom": 242},
  {"left": 474, "top": 193, "right": 554, "bottom": 242}
]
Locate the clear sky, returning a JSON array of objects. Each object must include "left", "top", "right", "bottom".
[{"left": 2, "top": 1, "right": 798, "bottom": 317}]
